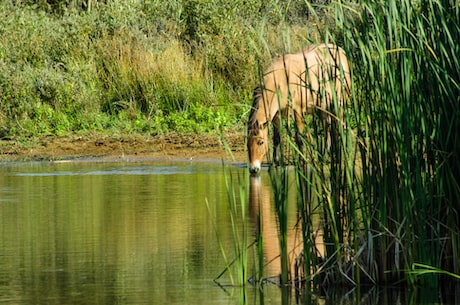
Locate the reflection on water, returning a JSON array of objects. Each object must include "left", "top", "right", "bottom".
[
  {"left": 0, "top": 161, "right": 457, "bottom": 305},
  {"left": 248, "top": 175, "right": 303, "bottom": 280},
  {"left": 0, "top": 161, "right": 243, "bottom": 305}
]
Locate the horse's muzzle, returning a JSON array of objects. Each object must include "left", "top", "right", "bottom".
[{"left": 249, "top": 160, "right": 261, "bottom": 175}]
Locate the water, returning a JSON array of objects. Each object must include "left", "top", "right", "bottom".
[
  {"left": 0, "top": 160, "right": 457, "bottom": 305},
  {"left": 0, "top": 160, "right": 244, "bottom": 305}
]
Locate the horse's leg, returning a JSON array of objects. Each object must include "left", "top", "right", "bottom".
[
  {"left": 294, "top": 110, "right": 308, "bottom": 174},
  {"left": 294, "top": 111, "right": 305, "bottom": 153},
  {"left": 272, "top": 113, "right": 281, "bottom": 165}
]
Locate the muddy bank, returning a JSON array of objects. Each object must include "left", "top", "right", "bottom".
[{"left": 0, "top": 132, "right": 247, "bottom": 163}]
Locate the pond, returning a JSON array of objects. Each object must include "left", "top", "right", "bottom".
[{"left": 0, "top": 160, "right": 457, "bottom": 305}]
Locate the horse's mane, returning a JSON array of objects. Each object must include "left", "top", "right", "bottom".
[{"left": 248, "top": 85, "right": 263, "bottom": 132}]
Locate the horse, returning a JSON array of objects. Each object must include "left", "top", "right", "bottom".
[{"left": 247, "top": 43, "right": 351, "bottom": 174}]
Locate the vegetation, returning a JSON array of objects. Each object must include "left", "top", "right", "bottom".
[
  {"left": 0, "top": 0, "right": 319, "bottom": 139},
  {"left": 264, "top": 0, "right": 459, "bottom": 290},
  {"left": 3, "top": 0, "right": 459, "bottom": 293}
]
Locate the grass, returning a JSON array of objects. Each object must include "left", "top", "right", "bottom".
[
  {"left": 0, "top": 2, "right": 232, "bottom": 138},
  {"left": 268, "top": 165, "right": 291, "bottom": 285},
  {"left": 350, "top": 0, "right": 459, "bottom": 286},
  {"left": 0, "top": 0, "right": 320, "bottom": 140},
  {"left": 237, "top": 0, "right": 459, "bottom": 292},
  {"left": 286, "top": 0, "right": 460, "bottom": 288},
  {"left": 212, "top": 169, "right": 252, "bottom": 289}
]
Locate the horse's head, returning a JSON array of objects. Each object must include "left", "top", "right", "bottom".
[{"left": 247, "top": 121, "right": 269, "bottom": 175}]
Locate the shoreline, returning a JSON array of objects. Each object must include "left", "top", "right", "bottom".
[{"left": 0, "top": 132, "right": 247, "bottom": 164}]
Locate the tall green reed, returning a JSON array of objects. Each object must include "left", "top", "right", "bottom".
[
  {"left": 292, "top": 0, "right": 460, "bottom": 287},
  {"left": 345, "top": 0, "right": 458, "bottom": 285},
  {"left": 256, "top": 0, "right": 460, "bottom": 289},
  {"left": 268, "top": 164, "right": 291, "bottom": 285},
  {"left": 212, "top": 168, "right": 252, "bottom": 289}
]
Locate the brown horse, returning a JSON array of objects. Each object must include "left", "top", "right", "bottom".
[{"left": 247, "top": 43, "right": 350, "bottom": 174}]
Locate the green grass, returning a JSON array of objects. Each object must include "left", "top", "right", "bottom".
[
  {"left": 213, "top": 169, "right": 252, "bottom": 288},
  {"left": 237, "top": 0, "right": 459, "bottom": 291},
  {"left": 290, "top": 0, "right": 460, "bottom": 288},
  {"left": 351, "top": 0, "right": 459, "bottom": 286},
  {"left": 0, "top": 0, "right": 319, "bottom": 140}
]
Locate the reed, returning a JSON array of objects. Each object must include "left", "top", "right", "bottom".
[
  {"left": 354, "top": 0, "right": 457, "bottom": 285},
  {"left": 248, "top": 0, "right": 459, "bottom": 291},
  {"left": 268, "top": 165, "right": 291, "bottom": 285},
  {"left": 221, "top": 0, "right": 459, "bottom": 291},
  {"left": 292, "top": 0, "right": 460, "bottom": 288},
  {"left": 213, "top": 169, "right": 251, "bottom": 287}
]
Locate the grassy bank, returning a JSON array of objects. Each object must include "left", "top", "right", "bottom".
[{"left": 0, "top": 0, "right": 323, "bottom": 139}]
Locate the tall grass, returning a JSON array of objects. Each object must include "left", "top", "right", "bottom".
[
  {"left": 0, "top": 0, "right": 330, "bottom": 140},
  {"left": 290, "top": 0, "right": 460, "bottom": 288},
  {"left": 246, "top": 0, "right": 459, "bottom": 291},
  {"left": 268, "top": 165, "right": 291, "bottom": 285},
  {"left": 213, "top": 170, "right": 249, "bottom": 287},
  {"left": 351, "top": 0, "right": 458, "bottom": 285},
  {"left": 0, "top": 1, "right": 239, "bottom": 138}
]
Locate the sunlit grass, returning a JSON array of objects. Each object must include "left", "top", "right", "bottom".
[
  {"left": 0, "top": 0, "right": 329, "bottom": 139},
  {"left": 290, "top": 0, "right": 460, "bottom": 288},
  {"left": 245, "top": 0, "right": 459, "bottom": 290}
]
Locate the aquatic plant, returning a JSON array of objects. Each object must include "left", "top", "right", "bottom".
[
  {"left": 213, "top": 169, "right": 250, "bottom": 287},
  {"left": 246, "top": 0, "right": 459, "bottom": 291},
  {"left": 292, "top": 0, "right": 460, "bottom": 288}
]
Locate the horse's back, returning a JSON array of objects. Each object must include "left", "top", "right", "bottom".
[
  {"left": 262, "top": 43, "right": 350, "bottom": 115},
  {"left": 307, "top": 44, "right": 350, "bottom": 107}
]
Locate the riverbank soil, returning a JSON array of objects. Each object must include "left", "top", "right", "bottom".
[{"left": 0, "top": 132, "right": 247, "bottom": 163}]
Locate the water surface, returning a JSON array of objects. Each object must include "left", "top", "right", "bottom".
[
  {"left": 0, "top": 160, "right": 457, "bottom": 305},
  {"left": 0, "top": 160, "right": 249, "bottom": 305}
]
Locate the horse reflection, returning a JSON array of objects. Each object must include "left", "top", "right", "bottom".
[{"left": 249, "top": 176, "right": 325, "bottom": 282}]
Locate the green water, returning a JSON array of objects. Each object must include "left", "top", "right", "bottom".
[
  {"left": 0, "top": 160, "right": 249, "bottom": 304},
  {"left": 0, "top": 161, "right": 457, "bottom": 305}
]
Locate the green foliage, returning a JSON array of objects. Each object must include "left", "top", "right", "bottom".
[
  {"left": 214, "top": 170, "right": 250, "bottom": 287},
  {"left": 0, "top": 0, "right": 324, "bottom": 139},
  {"left": 290, "top": 0, "right": 460, "bottom": 288},
  {"left": 2, "top": 0, "right": 321, "bottom": 140},
  {"left": 347, "top": 0, "right": 459, "bottom": 285}
]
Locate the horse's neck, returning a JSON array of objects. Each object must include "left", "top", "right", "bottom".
[
  {"left": 255, "top": 102, "right": 272, "bottom": 126},
  {"left": 257, "top": 88, "right": 281, "bottom": 125}
]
